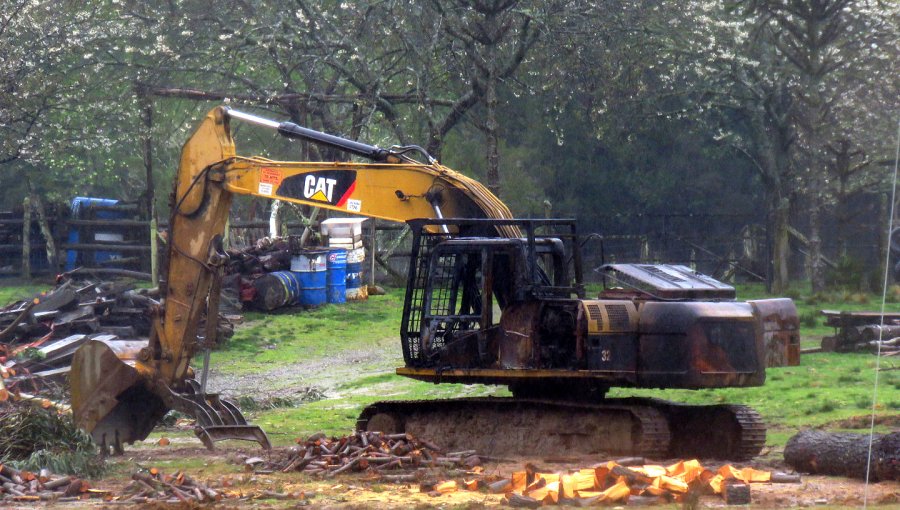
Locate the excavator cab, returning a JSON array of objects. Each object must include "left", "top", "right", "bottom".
[{"left": 400, "top": 218, "right": 584, "bottom": 370}]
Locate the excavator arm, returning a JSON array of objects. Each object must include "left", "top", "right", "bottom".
[{"left": 70, "top": 106, "right": 515, "bottom": 453}]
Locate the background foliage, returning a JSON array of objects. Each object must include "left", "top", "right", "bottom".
[{"left": 1, "top": 0, "right": 897, "bottom": 289}]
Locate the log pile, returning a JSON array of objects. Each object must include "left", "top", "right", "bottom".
[
  {"left": 265, "top": 431, "right": 482, "bottom": 477},
  {"left": 491, "top": 459, "right": 795, "bottom": 507},
  {"left": 784, "top": 430, "right": 899, "bottom": 482},
  {"left": 820, "top": 310, "right": 900, "bottom": 354},
  {"left": 0, "top": 464, "right": 107, "bottom": 503}
]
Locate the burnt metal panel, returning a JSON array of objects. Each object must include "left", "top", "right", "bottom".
[
  {"left": 750, "top": 298, "right": 800, "bottom": 366},
  {"left": 586, "top": 334, "right": 638, "bottom": 372},
  {"left": 599, "top": 264, "right": 736, "bottom": 300},
  {"left": 637, "top": 301, "right": 764, "bottom": 389}
]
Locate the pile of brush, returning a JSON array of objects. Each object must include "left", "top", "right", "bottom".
[{"left": 0, "top": 400, "right": 105, "bottom": 481}]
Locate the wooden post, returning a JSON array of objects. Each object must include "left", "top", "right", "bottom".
[
  {"left": 142, "top": 94, "right": 159, "bottom": 286},
  {"left": 223, "top": 215, "right": 231, "bottom": 250},
  {"left": 21, "top": 196, "right": 31, "bottom": 278},
  {"left": 369, "top": 220, "right": 376, "bottom": 286},
  {"left": 30, "top": 193, "right": 58, "bottom": 271}
]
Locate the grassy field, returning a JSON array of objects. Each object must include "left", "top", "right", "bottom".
[
  {"left": 1, "top": 278, "right": 897, "bottom": 453},
  {"left": 217, "top": 282, "right": 899, "bottom": 451}
]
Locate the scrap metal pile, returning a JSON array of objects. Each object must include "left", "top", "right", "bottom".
[
  {"left": 0, "top": 278, "right": 233, "bottom": 397},
  {"left": 0, "top": 464, "right": 107, "bottom": 503},
  {"left": 0, "top": 279, "right": 158, "bottom": 394}
]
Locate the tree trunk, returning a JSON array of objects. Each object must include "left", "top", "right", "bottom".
[
  {"left": 771, "top": 198, "right": 791, "bottom": 294},
  {"left": 484, "top": 53, "right": 501, "bottom": 197},
  {"left": 808, "top": 195, "right": 825, "bottom": 293},
  {"left": 29, "top": 192, "right": 58, "bottom": 271},
  {"left": 784, "top": 430, "right": 899, "bottom": 481}
]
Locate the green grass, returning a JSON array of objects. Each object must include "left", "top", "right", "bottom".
[
  {"left": 225, "top": 281, "right": 899, "bottom": 451},
  {"left": 609, "top": 353, "right": 897, "bottom": 438},
  {"left": 255, "top": 378, "right": 509, "bottom": 446},
  {"left": 735, "top": 282, "right": 900, "bottom": 348},
  {"left": 0, "top": 279, "right": 52, "bottom": 305},
  {"left": 210, "top": 290, "right": 406, "bottom": 374}
]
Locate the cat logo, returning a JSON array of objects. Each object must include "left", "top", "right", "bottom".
[
  {"left": 276, "top": 170, "right": 357, "bottom": 207},
  {"left": 304, "top": 175, "right": 338, "bottom": 202}
]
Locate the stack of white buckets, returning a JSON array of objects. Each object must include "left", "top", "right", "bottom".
[{"left": 321, "top": 218, "right": 368, "bottom": 301}]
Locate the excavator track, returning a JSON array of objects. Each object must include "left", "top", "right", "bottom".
[
  {"left": 357, "top": 397, "right": 765, "bottom": 460},
  {"left": 358, "top": 397, "right": 670, "bottom": 459}
]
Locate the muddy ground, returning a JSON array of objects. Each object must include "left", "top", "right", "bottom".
[
  {"left": 70, "top": 335, "right": 897, "bottom": 508},
  {"left": 5, "top": 442, "right": 897, "bottom": 509}
]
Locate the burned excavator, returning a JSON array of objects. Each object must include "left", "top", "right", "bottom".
[{"left": 70, "top": 107, "right": 798, "bottom": 460}]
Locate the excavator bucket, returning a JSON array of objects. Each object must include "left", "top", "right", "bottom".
[
  {"left": 70, "top": 339, "right": 167, "bottom": 454},
  {"left": 71, "top": 338, "right": 271, "bottom": 453}
]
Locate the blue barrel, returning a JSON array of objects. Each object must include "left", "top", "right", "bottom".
[
  {"left": 295, "top": 249, "right": 328, "bottom": 306},
  {"left": 252, "top": 271, "right": 301, "bottom": 310},
  {"left": 326, "top": 248, "right": 347, "bottom": 304},
  {"left": 346, "top": 261, "right": 364, "bottom": 300},
  {"left": 66, "top": 197, "right": 124, "bottom": 270}
]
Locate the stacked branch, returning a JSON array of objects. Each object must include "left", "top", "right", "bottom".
[
  {"left": 0, "top": 464, "right": 105, "bottom": 503},
  {"left": 265, "top": 431, "right": 482, "bottom": 477},
  {"left": 116, "top": 469, "right": 224, "bottom": 504}
]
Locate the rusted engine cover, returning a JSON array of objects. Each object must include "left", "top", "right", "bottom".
[
  {"left": 637, "top": 301, "right": 766, "bottom": 389},
  {"left": 749, "top": 298, "right": 800, "bottom": 367}
]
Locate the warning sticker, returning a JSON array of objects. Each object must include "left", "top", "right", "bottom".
[
  {"left": 258, "top": 182, "right": 274, "bottom": 196},
  {"left": 259, "top": 167, "right": 283, "bottom": 186},
  {"left": 347, "top": 199, "right": 362, "bottom": 212}
]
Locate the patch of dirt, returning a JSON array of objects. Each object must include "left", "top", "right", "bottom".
[
  {"left": 824, "top": 414, "right": 900, "bottom": 429},
  {"left": 82, "top": 446, "right": 900, "bottom": 509},
  {"left": 207, "top": 335, "right": 399, "bottom": 400}
]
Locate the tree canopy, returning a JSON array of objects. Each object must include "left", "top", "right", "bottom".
[{"left": 1, "top": 0, "right": 896, "bottom": 288}]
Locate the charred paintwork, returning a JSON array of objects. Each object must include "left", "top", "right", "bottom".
[
  {"left": 400, "top": 219, "right": 796, "bottom": 393},
  {"left": 749, "top": 298, "right": 800, "bottom": 366}
]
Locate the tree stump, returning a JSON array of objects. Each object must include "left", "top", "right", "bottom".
[{"left": 784, "top": 430, "right": 899, "bottom": 481}]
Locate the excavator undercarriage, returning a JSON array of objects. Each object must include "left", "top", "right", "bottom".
[{"left": 358, "top": 397, "right": 766, "bottom": 460}]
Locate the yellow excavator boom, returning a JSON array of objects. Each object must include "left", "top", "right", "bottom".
[{"left": 70, "top": 106, "right": 515, "bottom": 453}]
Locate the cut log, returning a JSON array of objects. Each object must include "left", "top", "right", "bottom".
[
  {"left": 784, "top": 430, "right": 899, "bottom": 481},
  {"left": 723, "top": 481, "right": 751, "bottom": 505}
]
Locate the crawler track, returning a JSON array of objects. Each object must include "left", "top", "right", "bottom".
[{"left": 358, "top": 397, "right": 765, "bottom": 460}]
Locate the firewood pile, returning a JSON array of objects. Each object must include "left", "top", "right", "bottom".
[
  {"left": 0, "top": 464, "right": 108, "bottom": 503},
  {"left": 0, "top": 278, "right": 233, "bottom": 396},
  {"left": 261, "top": 431, "right": 483, "bottom": 477},
  {"left": 489, "top": 459, "right": 799, "bottom": 507}
]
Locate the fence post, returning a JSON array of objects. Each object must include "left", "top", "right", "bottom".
[{"left": 369, "top": 220, "right": 377, "bottom": 286}]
